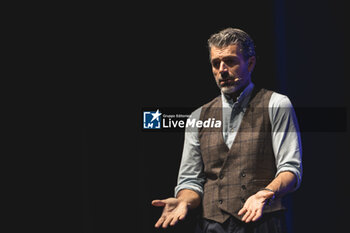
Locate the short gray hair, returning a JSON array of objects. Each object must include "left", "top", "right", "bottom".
[{"left": 207, "top": 28, "right": 256, "bottom": 60}]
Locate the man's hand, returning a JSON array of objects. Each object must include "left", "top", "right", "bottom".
[
  {"left": 152, "top": 198, "right": 189, "bottom": 228},
  {"left": 237, "top": 190, "right": 274, "bottom": 223}
]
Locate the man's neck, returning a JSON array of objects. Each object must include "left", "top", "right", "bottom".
[
  {"left": 223, "top": 82, "right": 250, "bottom": 102},
  {"left": 223, "top": 92, "right": 240, "bottom": 102}
]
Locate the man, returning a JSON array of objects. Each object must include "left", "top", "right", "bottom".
[{"left": 152, "top": 28, "right": 302, "bottom": 233}]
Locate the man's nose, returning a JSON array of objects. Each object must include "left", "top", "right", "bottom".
[{"left": 219, "top": 61, "right": 228, "bottom": 73}]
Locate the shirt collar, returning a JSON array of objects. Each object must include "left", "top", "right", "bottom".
[{"left": 221, "top": 82, "right": 255, "bottom": 108}]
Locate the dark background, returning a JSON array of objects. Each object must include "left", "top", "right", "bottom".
[{"left": 83, "top": 1, "right": 348, "bottom": 232}]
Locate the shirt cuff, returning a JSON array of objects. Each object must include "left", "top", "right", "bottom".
[
  {"left": 275, "top": 166, "right": 302, "bottom": 191},
  {"left": 174, "top": 184, "right": 204, "bottom": 199}
]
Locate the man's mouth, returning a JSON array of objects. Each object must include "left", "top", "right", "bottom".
[{"left": 219, "top": 77, "right": 239, "bottom": 86}]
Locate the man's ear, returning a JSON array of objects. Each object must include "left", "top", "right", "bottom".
[{"left": 248, "top": 56, "right": 256, "bottom": 73}]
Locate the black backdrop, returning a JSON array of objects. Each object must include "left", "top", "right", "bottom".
[{"left": 83, "top": 1, "right": 348, "bottom": 232}]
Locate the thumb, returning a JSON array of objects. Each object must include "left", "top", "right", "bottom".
[{"left": 151, "top": 199, "right": 167, "bottom": 207}]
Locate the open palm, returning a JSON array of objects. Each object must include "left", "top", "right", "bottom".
[{"left": 152, "top": 198, "right": 189, "bottom": 228}]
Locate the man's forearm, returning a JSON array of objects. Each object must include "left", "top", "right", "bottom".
[
  {"left": 265, "top": 171, "right": 297, "bottom": 197},
  {"left": 176, "top": 189, "right": 201, "bottom": 209}
]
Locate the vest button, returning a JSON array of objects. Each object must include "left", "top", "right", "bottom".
[
  {"left": 241, "top": 171, "right": 246, "bottom": 177},
  {"left": 241, "top": 185, "right": 246, "bottom": 190},
  {"left": 219, "top": 200, "right": 223, "bottom": 204},
  {"left": 219, "top": 174, "right": 224, "bottom": 179},
  {"left": 241, "top": 197, "right": 246, "bottom": 203}
]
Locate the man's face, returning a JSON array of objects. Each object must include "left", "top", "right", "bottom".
[{"left": 210, "top": 44, "right": 255, "bottom": 95}]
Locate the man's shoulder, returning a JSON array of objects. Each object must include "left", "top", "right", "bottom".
[
  {"left": 269, "top": 92, "right": 293, "bottom": 108},
  {"left": 254, "top": 86, "right": 275, "bottom": 97},
  {"left": 254, "top": 86, "right": 291, "bottom": 108}
]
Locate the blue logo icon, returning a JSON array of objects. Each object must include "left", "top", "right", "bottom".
[{"left": 143, "top": 109, "right": 162, "bottom": 129}]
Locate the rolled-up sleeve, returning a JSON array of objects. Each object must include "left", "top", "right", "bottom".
[
  {"left": 174, "top": 107, "right": 206, "bottom": 198},
  {"left": 269, "top": 93, "right": 303, "bottom": 191}
]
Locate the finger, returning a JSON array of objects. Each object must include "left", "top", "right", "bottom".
[
  {"left": 155, "top": 216, "right": 165, "bottom": 228},
  {"left": 242, "top": 209, "right": 252, "bottom": 222},
  {"left": 238, "top": 206, "right": 247, "bottom": 216},
  {"left": 179, "top": 213, "right": 186, "bottom": 221},
  {"left": 162, "top": 216, "right": 173, "bottom": 228},
  {"left": 152, "top": 200, "right": 166, "bottom": 207},
  {"left": 252, "top": 209, "right": 262, "bottom": 222},
  {"left": 171, "top": 211, "right": 187, "bottom": 226},
  {"left": 245, "top": 210, "right": 257, "bottom": 223},
  {"left": 170, "top": 216, "right": 179, "bottom": 226}
]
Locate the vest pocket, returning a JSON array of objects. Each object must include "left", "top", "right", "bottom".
[{"left": 250, "top": 179, "right": 272, "bottom": 186}]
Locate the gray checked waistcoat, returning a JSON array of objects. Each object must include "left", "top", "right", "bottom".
[{"left": 198, "top": 87, "right": 285, "bottom": 223}]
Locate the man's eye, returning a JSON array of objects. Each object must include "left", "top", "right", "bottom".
[
  {"left": 224, "top": 58, "right": 236, "bottom": 67},
  {"left": 212, "top": 61, "right": 220, "bottom": 69}
]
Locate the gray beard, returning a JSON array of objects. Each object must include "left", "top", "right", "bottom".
[{"left": 220, "top": 85, "right": 239, "bottom": 94}]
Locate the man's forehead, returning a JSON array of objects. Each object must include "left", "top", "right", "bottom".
[{"left": 210, "top": 44, "right": 242, "bottom": 58}]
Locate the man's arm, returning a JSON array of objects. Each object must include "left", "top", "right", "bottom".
[
  {"left": 152, "top": 108, "right": 204, "bottom": 228},
  {"left": 174, "top": 107, "right": 206, "bottom": 198},
  {"left": 270, "top": 93, "right": 303, "bottom": 189},
  {"left": 176, "top": 189, "right": 201, "bottom": 209},
  {"left": 238, "top": 93, "right": 302, "bottom": 223},
  {"left": 265, "top": 171, "right": 296, "bottom": 198}
]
